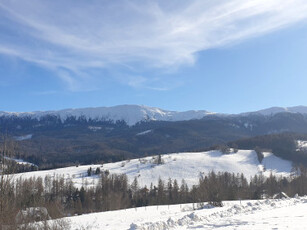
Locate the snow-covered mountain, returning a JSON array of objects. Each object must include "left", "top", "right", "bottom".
[
  {"left": 1, "top": 105, "right": 307, "bottom": 126},
  {"left": 0, "top": 105, "right": 215, "bottom": 126},
  {"left": 242, "top": 105, "right": 307, "bottom": 116}
]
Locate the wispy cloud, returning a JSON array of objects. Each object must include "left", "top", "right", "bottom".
[
  {"left": 31, "top": 90, "right": 58, "bottom": 96},
  {"left": 117, "top": 74, "right": 181, "bottom": 91},
  {"left": 0, "top": 0, "right": 307, "bottom": 90}
]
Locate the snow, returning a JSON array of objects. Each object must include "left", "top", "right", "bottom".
[
  {"left": 297, "top": 140, "right": 307, "bottom": 149},
  {"left": 88, "top": 126, "right": 102, "bottom": 131},
  {"left": 243, "top": 122, "right": 253, "bottom": 130},
  {"left": 0, "top": 105, "right": 214, "bottom": 126},
  {"left": 2, "top": 105, "right": 307, "bottom": 126},
  {"left": 49, "top": 196, "right": 307, "bottom": 230},
  {"left": 14, "top": 150, "right": 293, "bottom": 189},
  {"left": 14, "top": 164, "right": 103, "bottom": 188},
  {"left": 261, "top": 152, "right": 293, "bottom": 177},
  {"left": 136, "top": 130, "right": 152, "bottom": 136},
  {"left": 244, "top": 105, "right": 307, "bottom": 116},
  {"left": 4, "top": 156, "right": 37, "bottom": 166},
  {"left": 14, "top": 134, "right": 32, "bottom": 141}
]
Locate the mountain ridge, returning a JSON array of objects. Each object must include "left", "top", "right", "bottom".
[
  {"left": 242, "top": 105, "right": 307, "bottom": 116},
  {"left": 1, "top": 105, "right": 307, "bottom": 126},
  {"left": 0, "top": 104, "right": 215, "bottom": 126},
  {"left": 2, "top": 106, "right": 307, "bottom": 168}
]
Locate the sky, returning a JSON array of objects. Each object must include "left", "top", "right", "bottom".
[{"left": 1, "top": 0, "right": 307, "bottom": 113}]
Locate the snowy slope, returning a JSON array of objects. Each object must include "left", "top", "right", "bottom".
[
  {"left": 45, "top": 196, "right": 307, "bottom": 230},
  {"left": 4, "top": 156, "right": 37, "bottom": 167},
  {"left": 15, "top": 150, "right": 293, "bottom": 188},
  {"left": 0, "top": 105, "right": 214, "bottom": 126}
]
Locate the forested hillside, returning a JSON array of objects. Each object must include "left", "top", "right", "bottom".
[
  {"left": 228, "top": 133, "right": 307, "bottom": 165},
  {"left": 1, "top": 112, "right": 307, "bottom": 168}
]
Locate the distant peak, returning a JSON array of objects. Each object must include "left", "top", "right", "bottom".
[
  {"left": 1, "top": 104, "right": 307, "bottom": 125},
  {"left": 242, "top": 106, "right": 307, "bottom": 116},
  {"left": 0, "top": 105, "right": 214, "bottom": 126}
]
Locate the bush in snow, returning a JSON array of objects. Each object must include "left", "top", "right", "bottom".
[
  {"left": 152, "top": 154, "right": 164, "bottom": 165},
  {"left": 255, "top": 147, "right": 264, "bottom": 163}
]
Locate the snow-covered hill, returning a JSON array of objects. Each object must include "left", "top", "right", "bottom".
[
  {"left": 15, "top": 150, "right": 293, "bottom": 188},
  {"left": 0, "top": 105, "right": 215, "bottom": 126},
  {"left": 46, "top": 196, "right": 307, "bottom": 230}
]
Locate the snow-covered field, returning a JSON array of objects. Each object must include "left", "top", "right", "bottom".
[
  {"left": 4, "top": 156, "right": 37, "bottom": 166},
  {"left": 10, "top": 150, "right": 304, "bottom": 229},
  {"left": 50, "top": 196, "right": 307, "bottom": 230},
  {"left": 14, "top": 150, "right": 293, "bottom": 188}
]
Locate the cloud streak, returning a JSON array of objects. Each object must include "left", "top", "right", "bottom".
[{"left": 1, "top": 0, "right": 307, "bottom": 90}]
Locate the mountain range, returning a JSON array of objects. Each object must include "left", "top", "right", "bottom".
[
  {"left": 1, "top": 104, "right": 307, "bottom": 168},
  {"left": 1, "top": 105, "right": 307, "bottom": 126}
]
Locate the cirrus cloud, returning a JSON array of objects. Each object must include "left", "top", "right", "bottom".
[{"left": 0, "top": 0, "right": 307, "bottom": 90}]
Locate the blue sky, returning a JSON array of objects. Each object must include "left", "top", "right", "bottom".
[{"left": 1, "top": 0, "right": 307, "bottom": 113}]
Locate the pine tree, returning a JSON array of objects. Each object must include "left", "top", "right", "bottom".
[
  {"left": 157, "top": 177, "right": 164, "bottom": 204},
  {"left": 167, "top": 178, "right": 173, "bottom": 203},
  {"left": 172, "top": 179, "right": 179, "bottom": 203}
]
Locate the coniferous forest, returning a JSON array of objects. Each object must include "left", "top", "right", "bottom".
[{"left": 1, "top": 166, "right": 307, "bottom": 227}]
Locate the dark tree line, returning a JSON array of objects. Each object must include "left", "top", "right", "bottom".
[
  {"left": 1, "top": 166, "right": 307, "bottom": 226},
  {"left": 229, "top": 133, "right": 307, "bottom": 165}
]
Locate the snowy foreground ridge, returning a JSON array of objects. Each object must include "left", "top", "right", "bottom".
[
  {"left": 16, "top": 150, "right": 293, "bottom": 188},
  {"left": 53, "top": 196, "right": 307, "bottom": 230}
]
